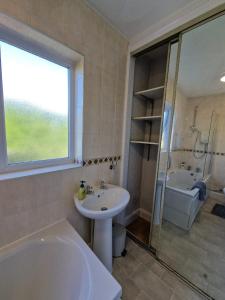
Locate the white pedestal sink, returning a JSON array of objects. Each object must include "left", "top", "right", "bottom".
[{"left": 74, "top": 184, "right": 130, "bottom": 272}]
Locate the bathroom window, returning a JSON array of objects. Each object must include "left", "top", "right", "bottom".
[
  {"left": 1, "top": 41, "right": 69, "bottom": 163},
  {"left": 0, "top": 27, "right": 84, "bottom": 177}
]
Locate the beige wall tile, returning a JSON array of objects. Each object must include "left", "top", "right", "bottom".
[
  {"left": 0, "top": 0, "right": 128, "bottom": 247},
  {"left": 172, "top": 93, "right": 225, "bottom": 186}
]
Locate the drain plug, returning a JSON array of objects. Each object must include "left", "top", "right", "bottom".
[{"left": 101, "top": 207, "right": 108, "bottom": 211}]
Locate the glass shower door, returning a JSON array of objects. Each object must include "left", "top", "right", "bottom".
[
  {"left": 150, "top": 40, "right": 180, "bottom": 250},
  {"left": 151, "top": 12, "right": 225, "bottom": 300}
]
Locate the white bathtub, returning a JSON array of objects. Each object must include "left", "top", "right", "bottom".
[
  {"left": 163, "top": 169, "right": 210, "bottom": 230},
  {"left": 0, "top": 220, "right": 121, "bottom": 300}
]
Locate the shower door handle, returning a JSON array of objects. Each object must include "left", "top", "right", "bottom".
[{"left": 167, "top": 153, "right": 171, "bottom": 169}]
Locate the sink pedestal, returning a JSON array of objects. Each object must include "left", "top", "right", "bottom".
[
  {"left": 74, "top": 184, "right": 130, "bottom": 273},
  {"left": 93, "top": 218, "right": 112, "bottom": 272}
]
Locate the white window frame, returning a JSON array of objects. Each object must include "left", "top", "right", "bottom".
[{"left": 0, "top": 13, "right": 84, "bottom": 179}]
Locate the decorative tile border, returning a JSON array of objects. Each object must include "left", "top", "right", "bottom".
[
  {"left": 81, "top": 155, "right": 121, "bottom": 167},
  {"left": 172, "top": 148, "right": 225, "bottom": 156}
]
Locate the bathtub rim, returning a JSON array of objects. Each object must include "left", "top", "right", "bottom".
[
  {"left": 0, "top": 219, "right": 122, "bottom": 300},
  {"left": 166, "top": 170, "right": 211, "bottom": 197}
]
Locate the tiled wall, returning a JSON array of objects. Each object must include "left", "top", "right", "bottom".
[
  {"left": 183, "top": 94, "right": 225, "bottom": 187},
  {"left": 0, "top": 0, "right": 128, "bottom": 247},
  {"left": 170, "top": 92, "right": 225, "bottom": 188}
]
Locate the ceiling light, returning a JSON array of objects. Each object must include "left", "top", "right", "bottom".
[{"left": 220, "top": 75, "right": 225, "bottom": 82}]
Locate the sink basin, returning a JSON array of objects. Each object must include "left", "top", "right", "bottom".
[
  {"left": 74, "top": 184, "right": 130, "bottom": 272},
  {"left": 74, "top": 184, "right": 130, "bottom": 219}
]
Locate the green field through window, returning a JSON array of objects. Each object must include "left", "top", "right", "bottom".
[{"left": 0, "top": 41, "right": 69, "bottom": 163}]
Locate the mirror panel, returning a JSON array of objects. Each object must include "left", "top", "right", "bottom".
[{"left": 154, "top": 12, "right": 225, "bottom": 299}]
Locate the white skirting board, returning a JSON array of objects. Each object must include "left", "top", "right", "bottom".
[
  {"left": 139, "top": 208, "right": 151, "bottom": 222},
  {"left": 124, "top": 209, "right": 139, "bottom": 226},
  {"left": 124, "top": 208, "right": 152, "bottom": 226}
]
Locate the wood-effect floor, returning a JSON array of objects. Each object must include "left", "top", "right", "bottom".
[{"left": 126, "top": 217, "right": 150, "bottom": 245}]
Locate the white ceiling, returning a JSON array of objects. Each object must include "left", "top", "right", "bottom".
[
  {"left": 87, "top": 0, "right": 225, "bottom": 98},
  {"left": 177, "top": 13, "right": 225, "bottom": 98},
  {"left": 86, "top": 0, "right": 196, "bottom": 39}
]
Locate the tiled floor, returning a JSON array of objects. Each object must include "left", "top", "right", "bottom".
[
  {"left": 113, "top": 238, "right": 204, "bottom": 300},
  {"left": 126, "top": 217, "right": 150, "bottom": 245},
  {"left": 159, "top": 197, "right": 225, "bottom": 300}
]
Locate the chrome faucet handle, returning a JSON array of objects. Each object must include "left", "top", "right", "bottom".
[
  {"left": 100, "top": 180, "right": 105, "bottom": 189},
  {"left": 179, "top": 161, "right": 186, "bottom": 168},
  {"left": 86, "top": 185, "right": 94, "bottom": 194}
]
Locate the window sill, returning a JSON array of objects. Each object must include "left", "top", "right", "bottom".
[{"left": 0, "top": 163, "right": 82, "bottom": 181}]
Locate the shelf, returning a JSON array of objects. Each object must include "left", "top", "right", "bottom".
[
  {"left": 132, "top": 115, "right": 161, "bottom": 121},
  {"left": 134, "top": 86, "right": 164, "bottom": 99},
  {"left": 130, "top": 140, "right": 159, "bottom": 146}
]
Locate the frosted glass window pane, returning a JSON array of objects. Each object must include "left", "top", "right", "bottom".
[{"left": 0, "top": 41, "right": 69, "bottom": 163}]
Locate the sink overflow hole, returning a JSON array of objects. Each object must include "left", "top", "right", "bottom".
[{"left": 101, "top": 207, "right": 108, "bottom": 211}]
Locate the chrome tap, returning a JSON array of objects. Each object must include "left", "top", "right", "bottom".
[
  {"left": 179, "top": 161, "right": 186, "bottom": 169},
  {"left": 86, "top": 185, "right": 94, "bottom": 194},
  {"left": 100, "top": 180, "right": 106, "bottom": 189}
]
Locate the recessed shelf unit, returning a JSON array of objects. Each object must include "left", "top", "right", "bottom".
[
  {"left": 132, "top": 115, "right": 161, "bottom": 121},
  {"left": 126, "top": 42, "right": 169, "bottom": 247},
  {"left": 130, "top": 140, "right": 159, "bottom": 145},
  {"left": 134, "top": 85, "right": 165, "bottom": 100}
]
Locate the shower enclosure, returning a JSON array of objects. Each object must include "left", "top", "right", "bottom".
[{"left": 162, "top": 106, "right": 217, "bottom": 229}]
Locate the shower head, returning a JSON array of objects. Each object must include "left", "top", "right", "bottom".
[{"left": 190, "top": 106, "right": 199, "bottom": 132}]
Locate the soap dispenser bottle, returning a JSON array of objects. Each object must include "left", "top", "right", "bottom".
[{"left": 78, "top": 180, "right": 86, "bottom": 200}]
